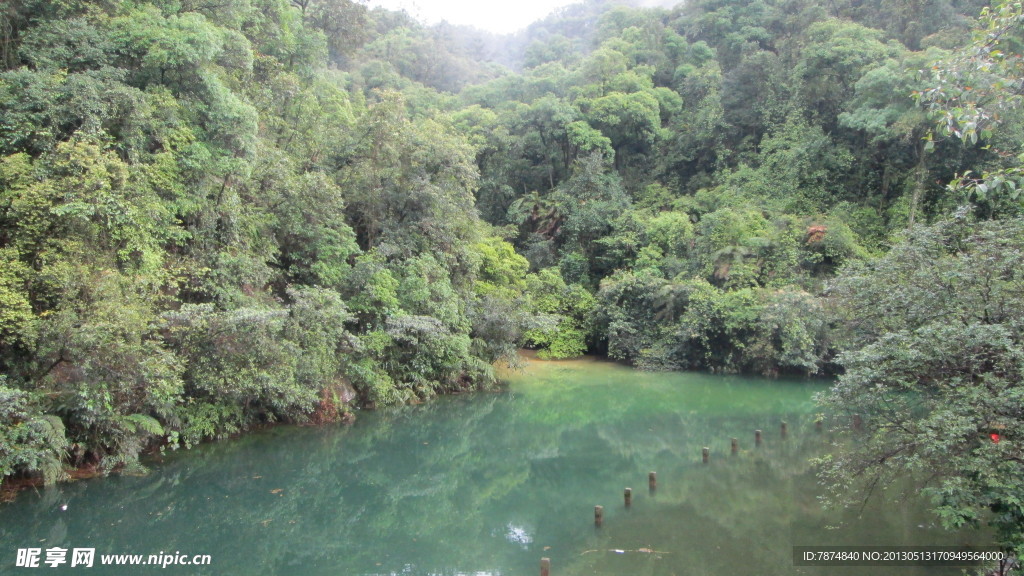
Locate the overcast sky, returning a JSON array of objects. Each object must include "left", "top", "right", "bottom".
[{"left": 364, "top": 0, "right": 581, "bottom": 35}]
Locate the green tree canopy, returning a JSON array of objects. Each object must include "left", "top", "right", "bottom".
[{"left": 822, "top": 215, "right": 1024, "bottom": 553}]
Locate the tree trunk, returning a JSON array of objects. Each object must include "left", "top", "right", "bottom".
[{"left": 908, "top": 147, "right": 926, "bottom": 229}]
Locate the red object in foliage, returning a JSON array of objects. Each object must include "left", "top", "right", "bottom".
[{"left": 991, "top": 433, "right": 1001, "bottom": 444}]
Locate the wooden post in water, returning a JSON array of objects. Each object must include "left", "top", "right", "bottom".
[
  {"left": 594, "top": 505, "right": 604, "bottom": 527},
  {"left": 648, "top": 471, "right": 657, "bottom": 492},
  {"left": 731, "top": 437, "right": 738, "bottom": 454},
  {"left": 781, "top": 421, "right": 788, "bottom": 439},
  {"left": 755, "top": 429, "right": 763, "bottom": 446},
  {"left": 541, "top": 557, "right": 550, "bottom": 576},
  {"left": 702, "top": 447, "right": 709, "bottom": 464},
  {"left": 853, "top": 414, "right": 863, "bottom": 432},
  {"left": 624, "top": 487, "right": 632, "bottom": 507}
]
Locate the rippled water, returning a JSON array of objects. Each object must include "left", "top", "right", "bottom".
[{"left": 0, "top": 356, "right": 987, "bottom": 575}]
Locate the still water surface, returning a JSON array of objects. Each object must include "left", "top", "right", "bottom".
[{"left": 0, "top": 357, "right": 985, "bottom": 575}]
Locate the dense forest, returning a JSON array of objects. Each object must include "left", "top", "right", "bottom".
[{"left": 1, "top": 0, "right": 1023, "bottom": 555}]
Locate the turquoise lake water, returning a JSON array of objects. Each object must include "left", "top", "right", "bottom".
[{"left": 0, "top": 356, "right": 988, "bottom": 575}]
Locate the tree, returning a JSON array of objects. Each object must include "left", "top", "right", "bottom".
[
  {"left": 663, "top": 57, "right": 726, "bottom": 184},
  {"left": 919, "top": 0, "right": 1024, "bottom": 146},
  {"left": 340, "top": 91, "right": 480, "bottom": 260},
  {"left": 303, "top": 0, "right": 369, "bottom": 64},
  {"left": 549, "top": 151, "right": 630, "bottom": 281},
  {"left": 578, "top": 89, "right": 661, "bottom": 172},
  {"left": 522, "top": 268, "right": 595, "bottom": 359},
  {"left": 468, "top": 236, "right": 532, "bottom": 364},
  {"left": 840, "top": 48, "right": 951, "bottom": 227},
  {"left": 692, "top": 206, "right": 772, "bottom": 288},
  {"left": 514, "top": 95, "right": 579, "bottom": 187},
  {"left": 792, "top": 19, "right": 895, "bottom": 128},
  {"left": 822, "top": 215, "right": 1024, "bottom": 554},
  {"left": 0, "top": 379, "right": 67, "bottom": 486},
  {"left": 917, "top": 0, "right": 1024, "bottom": 216}
]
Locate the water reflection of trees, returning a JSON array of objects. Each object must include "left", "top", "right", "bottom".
[{"left": 0, "top": 368, "right": 983, "bottom": 576}]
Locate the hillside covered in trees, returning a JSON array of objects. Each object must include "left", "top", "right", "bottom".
[{"left": 2, "top": 0, "right": 1023, "bottom": 546}]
